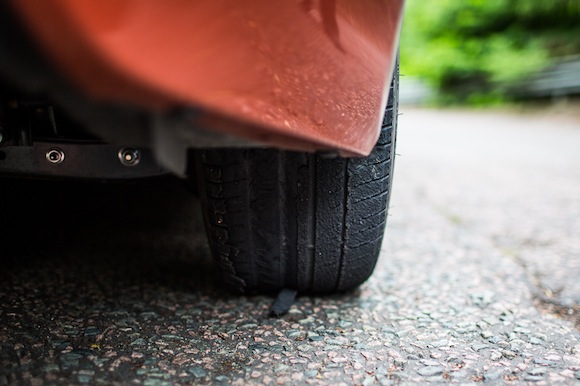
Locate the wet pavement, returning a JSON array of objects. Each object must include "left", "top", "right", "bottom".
[{"left": 1, "top": 106, "right": 580, "bottom": 385}]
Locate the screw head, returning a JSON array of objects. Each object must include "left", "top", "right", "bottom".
[
  {"left": 46, "top": 148, "right": 65, "bottom": 164},
  {"left": 118, "top": 148, "right": 140, "bottom": 166}
]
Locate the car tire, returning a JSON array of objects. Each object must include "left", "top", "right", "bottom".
[{"left": 195, "top": 67, "right": 398, "bottom": 294}]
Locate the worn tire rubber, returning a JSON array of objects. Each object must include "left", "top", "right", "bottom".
[{"left": 195, "top": 69, "right": 398, "bottom": 294}]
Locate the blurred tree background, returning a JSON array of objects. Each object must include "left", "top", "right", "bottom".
[{"left": 400, "top": 0, "right": 580, "bottom": 104}]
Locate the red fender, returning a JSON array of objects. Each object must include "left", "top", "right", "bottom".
[{"left": 11, "top": 0, "right": 404, "bottom": 156}]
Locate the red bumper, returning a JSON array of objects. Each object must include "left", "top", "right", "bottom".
[{"left": 11, "top": 0, "right": 404, "bottom": 156}]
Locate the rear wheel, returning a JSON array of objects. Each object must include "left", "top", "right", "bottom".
[{"left": 195, "top": 69, "right": 398, "bottom": 294}]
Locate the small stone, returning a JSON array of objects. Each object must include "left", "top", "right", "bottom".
[
  {"left": 161, "top": 334, "right": 183, "bottom": 340},
  {"left": 305, "top": 370, "right": 318, "bottom": 378},
  {"left": 535, "top": 333, "right": 547, "bottom": 341},
  {"left": 325, "top": 338, "right": 348, "bottom": 346},
  {"left": 488, "top": 336, "right": 502, "bottom": 344},
  {"left": 412, "top": 341, "right": 429, "bottom": 350},
  {"left": 362, "top": 325, "right": 377, "bottom": 333},
  {"left": 528, "top": 368, "right": 547, "bottom": 376},
  {"left": 431, "top": 340, "right": 449, "bottom": 348},
  {"left": 297, "top": 345, "right": 312, "bottom": 352},
  {"left": 274, "top": 365, "right": 289, "bottom": 374},
  {"left": 61, "top": 353, "right": 83, "bottom": 361},
  {"left": 484, "top": 371, "right": 503, "bottom": 381},
  {"left": 361, "top": 351, "right": 373, "bottom": 360},
  {"left": 417, "top": 366, "right": 444, "bottom": 377},
  {"left": 575, "top": 371, "right": 580, "bottom": 380},
  {"left": 50, "top": 339, "right": 70, "bottom": 349},
  {"left": 510, "top": 344, "right": 522, "bottom": 353},
  {"left": 445, "top": 355, "right": 461, "bottom": 364},
  {"left": 291, "top": 373, "right": 304, "bottom": 382},
  {"left": 287, "top": 331, "right": 302, "bottom": 339},
  {"left": 214, "top": 375, "right": 229, "bottom": 383},
  {"left": 490, "top": 351, "right": 502, "bottom": 361},
  {"left": 83, "top": 326, "right": 100, "bottom": 336},
  {"left": 143, "top": 380, "right": 169, "bottom": 386},
  {"left": 338, "top": 321, "right": 352, "bottom": 328},
  {"left": 187, "top": 367, "right": 207, "bottom": 378},
  {"left": 41, "top": 364, "right": 60, "bottom": 372},
  {"left": 524, "top": 375, "right": 544, "bottom": 382},
  {"left": 139, "top": 312, "right": 159, "bottom": 320},
  {"left": 533, "top": 358, "right": 555, "bottom": 366},
  {"left": 481, "top": 331, "right": 493, "bottom": 339},
  {"left": 299, "top": 317, "right": 315, "bottom": 325},
  {"left": 130, "top": 338, "right": 146, "bottom": 346},
  {"left": 482, "top": 317, "right": 499, "bottom": 325},
  {"left": 472, "top": 344, "right": 489, "bottom": 352},
  {"left": 529, "top": 338, "right": 543, "bottom": 345},
  {"left": 545, "top": 354, "right": 561, "bottom": 362},
  {"left": 502, "top": 350, "right": 517, "bottom": 359},
  {"left": 496, "top": 340, "right": 510, "bottom": 348},
  {"left": 510, "top": 338, "right": 527, "bottom": 345}
]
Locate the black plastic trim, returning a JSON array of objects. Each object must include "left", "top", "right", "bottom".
[{"left": 0, "top": 142, "right": 166, "bottom": 179}]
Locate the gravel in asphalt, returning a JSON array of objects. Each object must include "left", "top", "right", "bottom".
[{"left": 1, "top": 107, "right": 580, "bottom": 385}]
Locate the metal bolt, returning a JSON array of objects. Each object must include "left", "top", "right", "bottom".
[
  {"left": 118, "top": 148, "right": 140, "bottom": 166},
  {"left": 46, "top": 148, "right": 65, "bottom": 164}
]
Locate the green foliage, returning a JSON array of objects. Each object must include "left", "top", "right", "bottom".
[{"left": 400, "top": 0, "right": 580, "bottom": 104}]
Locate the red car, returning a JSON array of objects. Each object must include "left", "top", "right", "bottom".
[{"left": 0, "top": 1, "right": 404, "bottom": 294}]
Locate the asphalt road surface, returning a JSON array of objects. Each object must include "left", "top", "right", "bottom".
[{"left": 1, "top": 106, "right": 580, "bottom": 385}]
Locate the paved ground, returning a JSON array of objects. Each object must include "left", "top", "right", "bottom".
[{"left": 1, "top": 106, "right": 580, "bottom": 385}]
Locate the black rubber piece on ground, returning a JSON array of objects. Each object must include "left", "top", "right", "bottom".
[
  {"left": 195, "top": 67, "right": 399, "bottom": 294},
  {"left": 269, "top": 288, "right": 298, "bottom": 317}
]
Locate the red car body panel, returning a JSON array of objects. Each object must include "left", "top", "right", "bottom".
[{"left": 11, "top": 0, "right": 404, "bottom": 156}]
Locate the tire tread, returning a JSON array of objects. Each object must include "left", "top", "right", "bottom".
[{"left": 195, "top": 64, "right": 399, "bottom": 294}]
